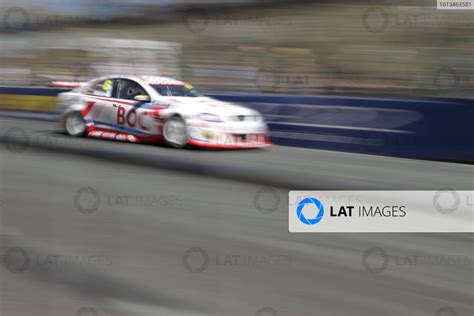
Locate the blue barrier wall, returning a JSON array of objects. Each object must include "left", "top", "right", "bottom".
[
  {"left": 209, "top": 94, "right": 473, "bottom": 162},
  {"left": 1, "top": 87, "right": 472, "bottom": 162}
]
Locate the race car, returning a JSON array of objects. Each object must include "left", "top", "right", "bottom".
[{"left": 56, "top": 75, "right": 270, "bottom": 149}]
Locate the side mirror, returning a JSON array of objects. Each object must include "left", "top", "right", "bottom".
[{"left": 134, "top": 95, "right": 150, "bottom": 102}]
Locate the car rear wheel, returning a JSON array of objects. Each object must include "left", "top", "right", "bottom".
[
  {"left": 163, "top": 116, "right": 188, "bottom": 148},
  {"left": 65, "top": 112, "right": 86, "bottom": 137}
]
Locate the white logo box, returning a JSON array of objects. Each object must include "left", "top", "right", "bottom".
[{"left": 289, "top": 191, "right": 474, "bottom": 233}]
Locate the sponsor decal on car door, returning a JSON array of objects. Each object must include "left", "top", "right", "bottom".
[
  {"left": 112, "top": 79, "right": 160, "bottom": 137},
  {"left": 115, "top": 102, "right": 158, "bottom": 136}
]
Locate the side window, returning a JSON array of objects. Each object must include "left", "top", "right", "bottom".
[
  {"left": 88, "top": 79, "right": 114, "bottom": 97},
  {"left": 116, "top": 79, "right": 148, "bottom": 100}
]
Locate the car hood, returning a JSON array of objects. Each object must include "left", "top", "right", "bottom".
[{"left": 157, "top": 96, "right": 259, "bottom": 117}]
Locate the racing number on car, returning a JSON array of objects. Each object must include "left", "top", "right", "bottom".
[
  {"left": 116, "top": 106, "right": 150, "bottom": 131},
  {"left": 102, "top": 79, "right": 113, "bottom": 91}
]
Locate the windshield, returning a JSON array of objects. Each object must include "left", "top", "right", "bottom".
[{"left": 151, "top": 84, "right": 202, "bottom": 97}]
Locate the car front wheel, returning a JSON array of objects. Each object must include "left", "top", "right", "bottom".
[{"left": 163, "top": 116, "right": 188, "bottom": 148}]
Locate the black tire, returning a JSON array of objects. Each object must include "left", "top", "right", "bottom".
[
  {"left": 65, "top": 112, "right": 86, "bottom": 137},
  {"left": 163, "top": 116, "right": 188, "bottom": 148}
]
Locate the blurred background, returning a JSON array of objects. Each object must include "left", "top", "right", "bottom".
[
  {"left": 0, "top": 0, "right": 473, "bottom": 98},
  {"left": 1, "top": 2, "right": 473, "bottom": 316}
]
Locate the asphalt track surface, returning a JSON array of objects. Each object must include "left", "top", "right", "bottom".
[{"left": 0, "top": 118, "right": 473, "bottom": 316}]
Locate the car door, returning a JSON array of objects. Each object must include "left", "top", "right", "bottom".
[
  {"left": 111, "top": 79, "right": 158, "bottom": 138},
  {"left": 83, "top": 78, "right": 118, "bottom": 131}
]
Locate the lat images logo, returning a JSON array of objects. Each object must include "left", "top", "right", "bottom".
[
  {"left": 289, "top": 191, "right": 474, "bottom": 233},
  {"left": 296, "top": 197, "right": 324, "bottom": 225}
]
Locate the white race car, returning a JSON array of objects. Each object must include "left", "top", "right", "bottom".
[{"left": 56, "top": 75, "right": 270, "bottom": 149}]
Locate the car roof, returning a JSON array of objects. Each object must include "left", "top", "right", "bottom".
[
  {"left": 96, "top": 75, "right": 187, "bottom": 86},
  {"left": 138, "top": 76, "right": 187, "bottom": 86}
]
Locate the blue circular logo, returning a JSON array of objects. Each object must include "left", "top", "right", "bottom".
[{"left": 296, "top": 197, "right": 324, "bottom": 225}]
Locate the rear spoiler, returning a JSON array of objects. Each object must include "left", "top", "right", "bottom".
[{"left": 51, "top": 81, "right": 86, "bottom": 88}]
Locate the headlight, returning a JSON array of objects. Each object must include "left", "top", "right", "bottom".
[
  {"left": 249, "top": 114, "right": 264, "bottom": 122},
  {"left": 199, "top": 113, "right": 222, "bottom": 122}
]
